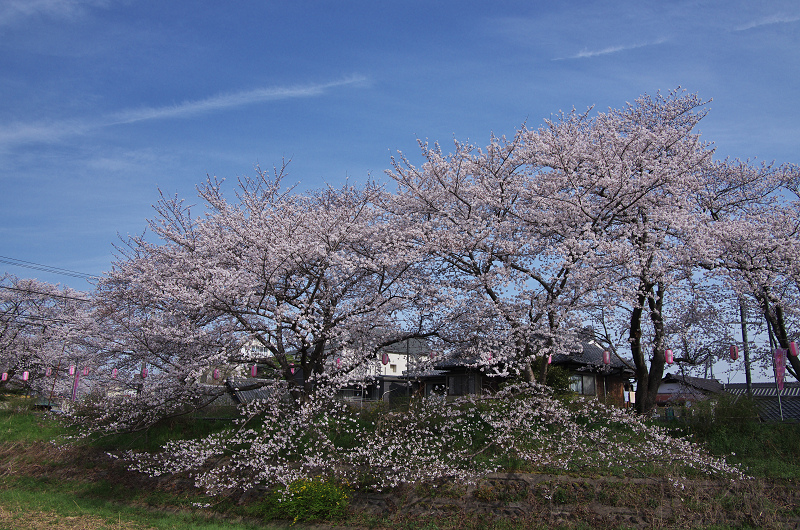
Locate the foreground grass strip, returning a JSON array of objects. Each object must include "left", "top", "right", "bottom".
[
  {"left": 0, "top": 477, "right": 291, "bottom": 530},
  {"left": 0, "top": 504, "right": 146, "bottom": 530}
]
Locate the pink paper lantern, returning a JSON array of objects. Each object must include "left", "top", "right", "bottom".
[
  {"left": 290, "top": 363, "right": 295, "bottom": 375},
  {"left": 250, "top": 364, "right": 257, "bottom": 377},
  {"left": 69, "top": 365, "right": 76, "bottom": 376},
  {"left": 112, "top": 368, "right": 118, "bottom": 379},
  {"left": 790, "top": 342, "right": 798, "bottom": 357},
  {"left": 1, "top": 373, "right": 6, "bottom": 381},
  {"left": 83, "top": 367, "right": 90, "bottom": 376},
  {"left": 141, "top": 366, "right": 148, "bottom": 379},
  {"left": 665, "top": 349, "right": 674, "bottom": 364},
  {"left": 381, "top": 352, "right": 389, "bottom": 365},
  {"left": 45, "top": 367, "right": 52, "bottom": 377},
  {"left": 730, "top": 344, "right": 739, "bottom": 361},
  {"left": 547, "top": 354, "right": 552, "bottom": 364},
  {"left": 602, "top": 350, "right": 611, "bottom": 365},
  {"left": 213, "top": 368, "right": 220, "bottom": 380},
  {"left": 22, "top": 371, "right": 29, "bottom": 381},
  {"left": 335, "top": 357, "right": 342, "bottom": 369}
]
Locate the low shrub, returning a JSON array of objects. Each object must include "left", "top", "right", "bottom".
[
  {"left": 251, "top": 477, "right": 350, "bottom": 523},
  {"left": 683, "top": 393, "right": 760, "bottom": 440},
  {"left": 672, "top": 392, "right": 800, "bottom": 479}
]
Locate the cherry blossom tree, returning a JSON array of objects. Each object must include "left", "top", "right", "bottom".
[
  {"left": 0, "top": 274, "right": 90, "bottom": 394},
  {"left": 87, "top": 164, "right": 436, "bottom": 426},
  {"left": 528, "top": 90, "right": 730, "bottom": 413},
  {"left": 387, "top": 90, "right": 736, "bottom": 412},
  {"left": 78, "top": 262, "right": 238, "bottom": 433},
  {"left": 386, "top": 130, "right": 598, "bottom": 384},
  {"left": 700, "top": 160, "right": 800, "bottom": 380},
  {"left": 89, "top": 89, "right": 775, "bottom": 494}
]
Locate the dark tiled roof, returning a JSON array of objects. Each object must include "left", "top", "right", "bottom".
[
  {"left": 725, "top": 382, "right": 800, "bottom": 398},
  {"left": 225, "top": 379, "right": 273, "bottom": 404},
  {"left": 724, "top": 382, "right": 800, "bottom": 422},
  {"left": 432, "top": 356, "right": 482, "bottom": 370},
  {"left": 415, "top": 369, "right": 447, "bottom": 377},
  {"left": 551, "top": 341, "right": 633, "bottom": 374},
  {"left": 663, "top": 373, "right": 724, "bottom": 394},
  {"left": 755, "top": 397, "right": 800, "bottom": 422}
]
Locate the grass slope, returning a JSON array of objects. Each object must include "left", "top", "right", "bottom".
[{"left": 1, "top": 394, "right": 799, "bottom": 529}]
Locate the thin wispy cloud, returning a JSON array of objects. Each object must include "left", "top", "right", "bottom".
[
  {"left": 0, "top": 119, "right": 96, "bottom": 146},
  {"left": 554, "top": 39, "right": 667, "bottom": 61},
  {"left": 735, "top": 14, "right": 800, "bottom": 31},
  {"left": 0, "top": 0, "right": 109, "bottom": 27},
  {"left": 0, "top": 75, "right": 369, "bottom": 147},
  {"left": 112, "top": 75, "right": 369, "bottom": 124}
]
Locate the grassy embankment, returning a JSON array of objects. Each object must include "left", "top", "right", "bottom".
[{"left": 1, "top": 393, "right": 798, "bottom": 529}]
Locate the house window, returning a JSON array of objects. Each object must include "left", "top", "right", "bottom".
[
  {"left": 390, "top": 364, "right": 397, "bottom": 373},
  {"left": 448, "top": 374, "right": 477, "bottom": 396},
  {"left": 570, "top": 374, "right": 596, "bottom": 396}
]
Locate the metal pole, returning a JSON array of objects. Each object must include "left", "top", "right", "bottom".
[
  {"left": 48, "top": 360, "right": 61, "bottom": 408},
  {"left": 603, "top": 375, "right": 607, "bottom": 405},
  {"left": 766, "top": 318, "right": 784, "bottom": 421}
]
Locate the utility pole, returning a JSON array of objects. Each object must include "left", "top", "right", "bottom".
[{"left": 739, "top": 299, "right": 753, "bottom": 398}]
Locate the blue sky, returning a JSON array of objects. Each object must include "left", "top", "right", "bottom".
[{"left": 1, "top": 0, "right": 799, "bottom": 380}]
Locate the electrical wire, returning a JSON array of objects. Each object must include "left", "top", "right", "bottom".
[
  {"left": 0, "top": 285, "right": 91, "bottom": 302},
  {"left": 0, "top": 256, "right": 98, "bottom": 280}
]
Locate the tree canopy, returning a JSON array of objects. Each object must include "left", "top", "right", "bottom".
[{"left": 2, "top": 89, "right": 798, "bottom": 423}]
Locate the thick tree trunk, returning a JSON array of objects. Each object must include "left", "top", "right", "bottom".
[
  {"left": 521, "top": 361, "right": 536, "bottom": 383},
  {"left": 537, "top": 357, "right": 548, "bottom": 384},
  {"left": 642, "top": 282, "right": 667, "bottom": 413},
  {"left": 630, "top": 292, "right": 649, "bottom": 414},
  {"left": 631, "top": 282, "right": 668, "bottom": 414},
  {"left": 760, "top": 299, "right": 800, "bottom": 381}
]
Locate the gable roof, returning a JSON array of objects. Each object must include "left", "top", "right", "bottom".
[
  {"left": 430, "top": 341, "right": 634, "bottom": 376},
  {"left": 662, "top": 373, "right": 724, "bottom": 394},
  {"left": 723, "top": 382, "right": 800, "bottom": 421},
  {"left": 225, "top": 379, "right": 273, "bottom": 404},
  {"left": 550, "top": 341, "right": 634, "bottom": 375},
  {"left": 724, "top": 382, "right": 800, "bottom": 398}
]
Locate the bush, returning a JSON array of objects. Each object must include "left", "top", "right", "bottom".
[
  {"left": 530, "top": 359, "right": 572, "bottom": 396},
  {"left": 683, "top": 393, "right": 760, "bottom": 440},
  {"left": 253, "top": 477, "right": 350, "bottom": 523}
]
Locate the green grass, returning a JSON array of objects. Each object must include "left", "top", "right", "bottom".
[
  {"left": 668, "top": 394, "right": 800, "bottom": 480},
  {"left": 0, "top": 398, "right": 66, "bottom": 443},
  {"left": 0, "top": 474, "right": 290, "bottom": 529},
  {"left": 0, "top": 407, "right": 347, "bottom": 528},
  {"left": 704, "top": 421, "right": 800, "bottom": 479},
  {"left": 88, "top": 414, "right": 235, "bottom": 453},
  {"left": 2, "top": 396, "right": 799, "bottom": 529}
]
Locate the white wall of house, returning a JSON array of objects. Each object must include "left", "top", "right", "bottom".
[
  {"left": 377, "top": 351, "right": 413, "bottom": 376},
  {"left": 656, "top": 382, "right": 707, "bottom": 403}
]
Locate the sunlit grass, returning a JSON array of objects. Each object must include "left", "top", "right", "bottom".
[{"left": 1, "top": 393, "right": 798, "bottom": 528}]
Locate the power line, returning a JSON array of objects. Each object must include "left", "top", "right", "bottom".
[
  {"left": 3, "top": 314, "right": 71, "bottom": 325},
  {"left": 0, "top": 256, "right": 99, "bottom": 280},
  {"left": 0, "top": 285, "right": 91, "bottom": 303}
]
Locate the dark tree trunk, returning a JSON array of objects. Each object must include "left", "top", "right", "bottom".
[{"left": 631, "top": 281, "right": 668, "bottom": 414}]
